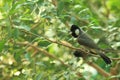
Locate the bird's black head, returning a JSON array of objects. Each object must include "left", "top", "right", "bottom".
[{"left": 70, "top": 25, "right": 81, "bottom": 38}]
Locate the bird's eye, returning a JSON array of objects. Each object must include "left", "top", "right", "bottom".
[{"left": 75, "top": 29, "right": 79, "bottom": 35}]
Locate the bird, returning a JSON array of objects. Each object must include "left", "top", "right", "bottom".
[
  {"left": 70, "top": 25, "right": 111, "bottom": 64},
  {"left": 73, "top": 50, "right": 85, "bottom": 58}
]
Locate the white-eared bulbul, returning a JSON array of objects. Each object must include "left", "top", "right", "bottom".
[{"left": 71, "top": 25, "right": 111, "bottom": 64}]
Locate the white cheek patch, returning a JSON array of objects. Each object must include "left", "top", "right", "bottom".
[{"left": 75, "top": 29, "right": 79, "bottom": 35}]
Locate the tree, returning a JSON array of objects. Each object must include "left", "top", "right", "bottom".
[{"left": 0, "top": 0, "right": 120, "bottom": 80}]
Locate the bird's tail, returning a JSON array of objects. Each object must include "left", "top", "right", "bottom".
[{"left": 99, "top": 52, "right": 111, "bottom": 64}]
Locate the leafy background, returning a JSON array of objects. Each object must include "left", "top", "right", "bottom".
[{"left": 0, "top": 0, "right": 120, "bottom": 80}]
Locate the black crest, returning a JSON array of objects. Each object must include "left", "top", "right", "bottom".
[{"left": 70, "top": 25, "right": 81, "bottom": 38}]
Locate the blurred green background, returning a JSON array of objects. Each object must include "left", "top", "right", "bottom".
[{"left": 0, "top": 0, "right": 120, "bottom": 80}]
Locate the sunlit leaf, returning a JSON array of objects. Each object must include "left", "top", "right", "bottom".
[{"left": 14, "top": 25, "right": 30, "bottom": 31}]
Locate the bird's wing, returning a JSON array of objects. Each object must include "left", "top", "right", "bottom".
[{"left": 77, "top": 33, "right": 99, "bottom": 49}]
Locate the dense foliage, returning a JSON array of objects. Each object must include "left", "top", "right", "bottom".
[{"left": 0, "top": 0, "right": 120, "bottom": 80}]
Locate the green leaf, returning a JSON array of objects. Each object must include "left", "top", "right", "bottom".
[
  {"left": 36, "top": 73, "right": 44, "bottom": 80},
  {"left": 57, "top": 1, "right": 64, "bottom": 16},
  {"left": 14, "top": 52, "right": 22, "bottom": 62},
  {"left": 13, "top": 28, "right": 19, "bottom": 39},
  {"left": 25, "top": 52, "right": 32, "bottom": 62},
  {"left": 0, "top": 40, "right": 5, "bottom": 52},
  {"left": 38, "top": 40, "right": 51, "bottom": 47}
]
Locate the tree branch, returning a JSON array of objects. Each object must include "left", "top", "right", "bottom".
[
  {"left": 16, "top": 41, "right": 83, "bottom": 78},
  {"left": 87, "top": 61, "right": 111, "bottom": 77},
  {"left": 18, "top": 29, "right": 113, "bottom": 78}
]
